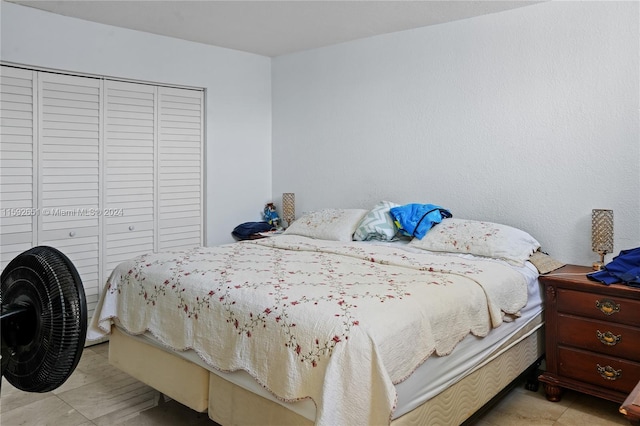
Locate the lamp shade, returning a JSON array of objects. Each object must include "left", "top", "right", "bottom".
[
  {"left": 591, "top": 209, "right": 614, "bottom": 254},
  {"left": 282, "top": 193, "right": 295, "bottom": 227},
  {"left": 591, "top": 209, "right": 613, "bottom": 271}
]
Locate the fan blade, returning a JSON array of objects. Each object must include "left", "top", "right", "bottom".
[{"left": 1, "top": 246, "right": 87, "bottom": 392}]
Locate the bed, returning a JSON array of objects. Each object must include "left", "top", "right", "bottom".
[{"left": 88, "top": 207, "right": 549, "bottom": 425}]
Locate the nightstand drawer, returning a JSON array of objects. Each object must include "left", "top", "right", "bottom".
[
  {"left": 557, "top": 314, "right": 640, "bottom": 360},
  {"left": 558, "top": 347, "right": 640, "bottom": 394},
  {"left": 557, "top": 288, "right": 640, "bottom": 325}
]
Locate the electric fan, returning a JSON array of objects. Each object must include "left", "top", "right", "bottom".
[{"left": 1, "top": 246, "right": 87, "bottom": 393}]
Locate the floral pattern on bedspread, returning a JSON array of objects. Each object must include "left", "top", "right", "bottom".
[{"left": 89, "top": 235, "right": 528, "bottom": 426}]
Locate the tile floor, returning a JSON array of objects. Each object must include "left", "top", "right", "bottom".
[{"left": 0, "top": 342, "right": 630, "bottom": 425}]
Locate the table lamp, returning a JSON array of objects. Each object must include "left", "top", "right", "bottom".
[
  {"left": 591, "top": 209, "right": 613, "bottom": 271},
  {"left": 282, "top": 193, "right": 295, "bottom": 228}
]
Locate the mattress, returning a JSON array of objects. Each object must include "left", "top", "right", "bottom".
[{"left": 118, "top": 259, "right": 542, "bottom": 422}]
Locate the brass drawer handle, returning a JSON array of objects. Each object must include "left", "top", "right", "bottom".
[
  {"left": 596, "top": 364, "right": 622, "bottom": 381},
  {"left": 595, "top": 299, "right": 620, "bottom": 315},
  {"left": 596, "top": 330, "right": 621, "bottom": 346}
]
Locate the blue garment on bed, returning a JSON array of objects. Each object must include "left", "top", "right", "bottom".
[{"left": 389, "top": 203, "right": 452, "bottom": 239}]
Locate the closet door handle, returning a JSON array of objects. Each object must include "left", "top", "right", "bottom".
[
  {"left": 69, "top": 231, "right": 76, "bottom": 237},
  {"left": 129, "top": 225, "right": 135, "bottom": 231}
]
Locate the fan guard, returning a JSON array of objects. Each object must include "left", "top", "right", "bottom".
[{"left": 1, "top": 246, "right": 87, "bottom": 393}]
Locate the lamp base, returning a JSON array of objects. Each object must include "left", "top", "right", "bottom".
[{"left": 592, "top": 261, "right": 605, "bottom": 271}]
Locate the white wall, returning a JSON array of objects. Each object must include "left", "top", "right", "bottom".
[
  {"left": 272, "top": 1, "right": 639, "bottom": 266},
  {"left": 3, "top": 1, "right": 637, "bottom": 265},
  {"left": 1, "top": 1, "right": 272, "bottom": 246}
]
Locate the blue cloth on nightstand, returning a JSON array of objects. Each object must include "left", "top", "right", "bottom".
[{"left": 587, "top": 247, "right": 640, "bottom": 288}]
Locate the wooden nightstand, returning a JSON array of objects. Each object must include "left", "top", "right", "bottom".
[{"left": 538, "top": 265, "right": 640, "bottom": 403}]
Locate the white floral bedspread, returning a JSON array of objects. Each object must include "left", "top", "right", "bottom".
[{"left": 89, "top": 235, "right": 528, "bottom": 426}]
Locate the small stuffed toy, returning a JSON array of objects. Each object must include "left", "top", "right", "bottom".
[{"left": 263, "top": 203, "right": 280, "bottom": 228}]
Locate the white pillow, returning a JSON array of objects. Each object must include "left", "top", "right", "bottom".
[
  {"left": 283, "top": 209, "right": 368, "bottom": 242},
  {"left": 409, "top": 218, "right": 540, "bottom": 265},
  {"left": 353, "top": 201, "right": 399, "bottom": 241}
]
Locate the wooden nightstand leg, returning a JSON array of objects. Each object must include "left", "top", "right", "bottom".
[{"left": 543, "top": 383, "right": 563, "bottom": 402}]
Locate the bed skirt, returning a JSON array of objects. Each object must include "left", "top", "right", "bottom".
[{"left": 109, "top": 328, "right": 210, "bottom": 412}]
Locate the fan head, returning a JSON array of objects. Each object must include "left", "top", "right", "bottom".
[{"left": 1, "top": 246, "right": 87, "bottom": 392}]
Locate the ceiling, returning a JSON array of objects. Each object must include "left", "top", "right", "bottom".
[{"left": 8, "top": 1, "right": 542, "bottom": 57}]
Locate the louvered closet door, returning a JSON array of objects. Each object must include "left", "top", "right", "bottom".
[
  {"left": 103, "top": 80, "right": 156, "bottom": 281},
  {"left": 37, "top": 72, "right": 102, "bottom": 318},
  {"left": 0, "top": 66, "right": 36, "bottom": 268},
  {"left": 158, "top": 87, "right": 203, "bottom": 250}
]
